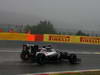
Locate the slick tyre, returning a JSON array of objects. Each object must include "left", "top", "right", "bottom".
[
  {"left": 20, "top": 51, "right": 30, "bottom": 61},
  {"left": 36, "top": 54, "right": 46, "bottom": 65},
  {"left": 68, "top": 54, "right": 77, "bottom": 64}
]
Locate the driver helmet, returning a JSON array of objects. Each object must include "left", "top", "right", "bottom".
[{"left": 43, "top": 46, "right": 46, "bottom": 48}]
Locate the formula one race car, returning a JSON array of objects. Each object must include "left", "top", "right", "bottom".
[{"left": 20, "top": 44, "right": 81, "bottom": 65}]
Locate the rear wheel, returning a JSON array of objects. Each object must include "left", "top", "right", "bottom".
[{"left": 20, "top": 50, "right": 30, "bottom": 61}]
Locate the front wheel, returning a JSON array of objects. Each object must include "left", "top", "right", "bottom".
[
  {"left": 68, "top": 54, "right": 78, "bottom": 64},
  {"left": 36, "top": 54, "right": 46, "bottom": 65}
]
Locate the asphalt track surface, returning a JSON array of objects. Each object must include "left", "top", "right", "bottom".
[{"left": 0, "top": 41, "right": 100, "bottom": 75}]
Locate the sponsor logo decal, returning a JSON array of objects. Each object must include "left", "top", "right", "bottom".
[
  {"left": 49, "top": 35, "right": 70, "bottom": 42},
  {"left": 80, "top": 37, "right": 100, "bottom": 44}
]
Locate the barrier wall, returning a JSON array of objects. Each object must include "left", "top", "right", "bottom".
[
  {"left": 0, "top": 32, "right": 43, "bottom": 42},
  {"left": 43, "top": 34, "right": 100, "bottom": 45},
  {"left": 0, "top": 33, "right": 27, "bottom": 41},
  {"left": 43, "top": 34, "right": 81, "bottom": 43},
  {"left": 80, "top": 36, "right": 100, "bottom": 45},
  {"left": 43, "top": 34, "right": 71, "bottom": 43},
  {"left": 0, "top": 33, "right": 100, "bottom": 45}
]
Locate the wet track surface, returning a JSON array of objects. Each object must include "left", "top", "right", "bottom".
[{"left": 0, "top": 41, "right": 100, "bottom": 75}]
